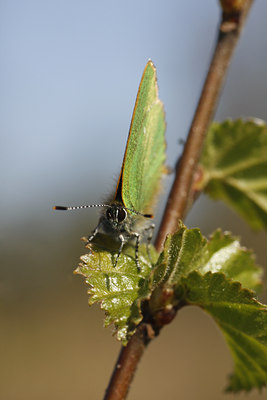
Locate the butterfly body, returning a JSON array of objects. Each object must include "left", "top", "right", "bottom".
[
  {"left": 54, "top": 60, "right": 166, "bottom": 269},
  {"left": 87, "top": 202, "right": 155, "bottom": 269}
]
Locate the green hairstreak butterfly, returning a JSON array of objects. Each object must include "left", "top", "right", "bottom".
[{"left": 54, "top": 60, "right": 166, "bottom": 268}]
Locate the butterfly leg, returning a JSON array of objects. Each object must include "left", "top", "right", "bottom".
[
  {"left": 133, "top": 233, "right": 141, "bottom": 271},
  {"left": 115, "top": 234, "right": 126, "bottom": 267},
  {"left": 84, "top": 225, "right": 101, "bottom": 254},
  {"left": 86, "top": 224, "right": 100, "bottom": 244},
  {"left": 144, "top": 223, "right": 155, "bottom": 262}
]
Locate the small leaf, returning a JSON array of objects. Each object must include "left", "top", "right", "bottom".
[
  {"left": 75, "top": 234, "right": 157, "bottom": 344},
  {"left": 198, "top": 119, "right": 267, "bottom": 230},
  {"left": 178, "top": 271, "right": 267, "bottom": 392},
  {"left": 151, "top": 223, "right": 262, "bottom": 292},
  {"left": 75, "top": 224, "right": 263, "bottom": 356},
  {"left": 150, "top": 223, "right": 206, "bottom": 288},
  {"left": 149, "top": 226, "right": 266, "bottom": 391},
  {"left": 200, "top": 229, "right": 262, "bottom": 292}
]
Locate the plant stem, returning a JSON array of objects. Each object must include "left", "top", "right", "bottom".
[
  {"left": 155, "top": 0, "right": 254, "bottom": 252},
  {"left": 104, "top": 1, "right": 254, "bottom": 399},
  {"left": 103, "top": 325, "right": 151, "bottom": 400}
]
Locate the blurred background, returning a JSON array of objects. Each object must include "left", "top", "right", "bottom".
[{"left": 1, "top": 0, "right": 267, "bottom": 399}]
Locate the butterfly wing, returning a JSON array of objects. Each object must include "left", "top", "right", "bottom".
[{"left": 117, "top": 60, "right": 166, "bottom": 215}]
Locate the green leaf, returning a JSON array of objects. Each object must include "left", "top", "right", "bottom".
[
  {"left": 75, "top": 235, "right": 157, "bottom": 344},
  {"left": 150, "top": 225, "right": 266, "bottom": 391},
  {"left": 75, "top": 223, "right": 263, "bottom": 370},
  {"left": 200, "top": 229, "right": 262, "bottom": 292},
  {"left": 151, "top": 223, "right": 262, "bottom": 292},
  {"left": 198, "top": 119, "right": 267, "bottom": 230},
  {"left": 179, "top": 271, "right": 267, "bottom": 392},
  {"left": 150, "top": 224, "right": 206, "bottom": 288}
]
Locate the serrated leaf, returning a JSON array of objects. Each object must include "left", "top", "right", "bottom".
[
  {"left": 151, "top": 223, "right": 262, "bottom": 292},
  {"left": 178, "top": 271, "right": 267, "bottom": 392},
  {"left": 149, "top": 226, "right": 265, "bottom": 391},
  {"left": 200, "top": 229, "right": 262, "bottom": 292},
  {"left": 75, "top": 234, "right": 157, "bottom": 344},
  {"left": 150, "top": 224, "right": 206, "bottom": 288},
  {"left": 198, "top": 119, "right": 267, "bottom": 230}
]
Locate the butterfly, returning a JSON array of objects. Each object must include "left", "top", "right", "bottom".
[{"left": 54, "top": 60, "right": 166, "bottom": 269}]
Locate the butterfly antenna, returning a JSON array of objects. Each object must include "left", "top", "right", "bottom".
[
  {"left": 53, "top": 204, "right": 153, "bottom": 219},
  {"left": 124, "top": 207, "right": 154, "bottom": 219},
  {"left": 53, "top": 204, "right": 110, "bottom": 211}
]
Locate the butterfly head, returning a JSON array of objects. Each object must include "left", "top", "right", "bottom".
[{"left": 105, "top": 203, "right": 127, "bottom": 229}]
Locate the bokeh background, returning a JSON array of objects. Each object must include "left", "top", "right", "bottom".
[{"left": 1, "top": 1, "right": 267, "bottom": 399}]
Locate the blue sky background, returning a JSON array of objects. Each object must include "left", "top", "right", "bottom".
[
  {"left": 1, "top": 1, "right": 267, "bottom": 399},
  {"left": 1, "top": 0, "right": 266, "bottom": 224},
  {"left": 1, "top": 0, "right": 267, "bottom": 288}
]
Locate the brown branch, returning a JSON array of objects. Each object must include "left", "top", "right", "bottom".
[
  {"left": 155, "top": 0, "right": 254, "bottom": 252},
  {"left": 104, "top": 1, "right": 254, "bottom": 399},
  {"left": 103, "top": 324, "right": 152, "bottom": 400}
]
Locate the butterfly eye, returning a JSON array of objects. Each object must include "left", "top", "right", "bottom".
[
  {"left": 106, "top": 208, "right": 113, "bottom": 220},
  {"left": 117, "top": 208, "right": 127, "bottom": 222},
  {"left": 106, "top": 207, "right": 127, "bottom": 223}
]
